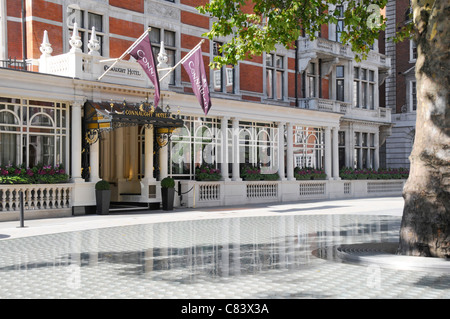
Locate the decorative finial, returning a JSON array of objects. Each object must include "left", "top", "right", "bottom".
[
  {"left": 40, "top": 30, "right": 53, "bottom": 58},
  {"left": 69, "top": 22, "right": 82, "bottom": 53},
  {"left": 157, "top": 41, "right": 168, "bottom": 67},
  {"left": 88, "top": 27, "right": 100, "bottom": 55}
]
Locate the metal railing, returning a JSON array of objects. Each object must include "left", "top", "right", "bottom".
[{"left": 0, "top": 57, "right": 32, "bottom": 71}]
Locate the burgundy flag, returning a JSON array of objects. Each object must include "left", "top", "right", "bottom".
[
  {"left": 182, "top": 47, "right": 212, "bottom": 115},
  {"left": 130, "top": 35, "right": 160, "bottom": 108}
]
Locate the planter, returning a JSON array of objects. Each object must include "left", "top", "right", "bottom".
[
  {"left": 161, "top": 187, "right": 175, "bottom": 210},
  {"left": 95, "top": 189, "right": 111, "bottom": 215}
]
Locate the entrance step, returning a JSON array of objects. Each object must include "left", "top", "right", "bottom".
[{"left": 109, "top": 202, "right": 160, "bottom": 212}]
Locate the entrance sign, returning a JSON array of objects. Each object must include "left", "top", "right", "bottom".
[{"left": 84, "top": 100, "right": 183, "bottom": 145}]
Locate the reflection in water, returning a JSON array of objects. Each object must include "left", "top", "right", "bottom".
[{"left": 0, "top": 214, "right": 400, "bottom": 286}]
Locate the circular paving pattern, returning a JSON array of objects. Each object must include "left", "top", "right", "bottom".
[{"left": 0, "top": 214, "right": 449, "bottom": 299}]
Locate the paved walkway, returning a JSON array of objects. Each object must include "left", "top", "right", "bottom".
[{"left": 0, "top": 196, "right": 449, "bottom": 299}]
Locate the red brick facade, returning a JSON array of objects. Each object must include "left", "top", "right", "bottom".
[{"left": 2, "top": 0, "right": 386, "bottom": 107}]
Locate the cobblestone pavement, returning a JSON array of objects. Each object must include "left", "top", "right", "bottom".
[{"left": 0, "top": 197, "right": 448, "bottom": 299}]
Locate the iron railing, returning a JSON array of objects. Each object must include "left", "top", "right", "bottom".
[{"left": 0, "top": 57, "right": 32, "bottom": 71}]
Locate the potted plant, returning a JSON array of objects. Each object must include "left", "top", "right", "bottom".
[
  {"left": 161, "top": 177, "right": 175, "bottom": 210},
  {"left": 95, "top": 180, "right": 111, "bottom": 215}
]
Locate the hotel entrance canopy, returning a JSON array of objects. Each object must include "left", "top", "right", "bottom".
[{"left": 84, "top": 100, "right": 184, "bottom": 144}]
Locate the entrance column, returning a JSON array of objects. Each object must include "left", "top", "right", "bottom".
[
  {"left": 71, "top": 100, "right": 83, "bottom": 182},
  {"left": 159, "top": 140, "right": 168, "bottom": 180},
  {"left": 277, "top": 122, "right": 286, "bottom": 180},
  {"left": 89, "top": 139, "right": 100, "bottom": 183},
  {"left": 231, "top": 117, "right": 241, "bottom": 181},
  {"left": 286, "top": 122, "right": 294, "bottom": 180},
  {"left": 144, "top": 125, "right": 156, "bottom": 182},
  {"left": 332, "top": 127, "right": 340, "bottom": 179},
  {"left": 115, "top": 127, "right": 124, "bottom": 180},
  {"left": 221, "top": 116, "right": 230, "bottom": 181},
  {"left": 324, "top": 127, "right": 332, "bottom": 180}
]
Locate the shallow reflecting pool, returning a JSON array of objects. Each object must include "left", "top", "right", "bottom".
[{"left": 0, "top": 214, "right": 448, "bottom": 299}]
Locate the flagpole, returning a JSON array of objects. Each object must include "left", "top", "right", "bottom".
[
  {"left": 158, "top": 39, "right": 205, "bottom": 83},
  {"left": 98, "top": 28, "right": 151, "bottom": 81}
]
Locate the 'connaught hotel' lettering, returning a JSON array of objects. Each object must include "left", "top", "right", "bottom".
[{"left": 103, "top": 65, "right": 141, "bottom": 76}]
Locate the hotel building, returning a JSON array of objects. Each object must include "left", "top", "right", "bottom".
[{"left": 0, "top": 0, "right": 404, "bottom": 219}]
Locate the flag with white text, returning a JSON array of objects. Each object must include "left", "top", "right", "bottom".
[
  {"left": 182, "top": 47, "right": 211, "bottom": 115},
  {"left": 130, "top": 35, "right": 160, "bottom": 108}
]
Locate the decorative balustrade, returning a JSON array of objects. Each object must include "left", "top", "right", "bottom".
[
  {"left": 298, "top": 37, "right": 390, "bottom": 69},
  {"left": 367, "top": 181, "right": 404, "bottom": 193},
  {"left": 198, "top": 183, "right": 221, "bottom": 201},
  {"left": 246, "top": 182, "right": 278, "bottom": 199},
  {"left": 299, "top": 182, "right": 327, "bottom": 198},
  {"left": 298, "top": 98, "right": 350, "bottom": 114},
  {"left": 0, "top": 184, "right": 73, "bottom": 212},
  {"left": 180, "top": 179, "right": 405, "bottom": 208}
]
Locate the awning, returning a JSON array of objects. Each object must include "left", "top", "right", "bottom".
[{"left": 84, "top": 100, "right": 184, "bottom": 144}]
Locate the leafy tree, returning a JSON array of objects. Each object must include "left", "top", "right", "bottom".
[
  {"left": 199, "top": 0, "right": 449, "bottom": 258},
  {"left": 198, "top": 0, "right": 389, "bottom": 66}
]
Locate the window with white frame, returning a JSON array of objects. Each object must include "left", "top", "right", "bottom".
[
  {"left": 149, "top": 27, "right": 176, "bottom": 85},
  {"left": 410, "top": 80, "right": 417, "bottom": 111},
  {"left": 410, "top": 39, "right": 417, "bottom": 61},
  {"left": 336, "top": 65, "right": 345, "bottom": 101},
  {"left": 354, "top": 67, "right": 376, "bottom": 109},
  {"left": 307, "top": 62, "right": 318, "bottom": 98},
  {"left": 212, "top": 41, "right": 235, "bottom": 94},
  {"left": 353, "top": 67, "right": 360, "bottom": 107},
  {"left": 335, "top": 5, "right": 344, "bottom": 43},
  {"left": 293, "top": 126, "right": 324, "bottom": 169},
  {"left": 0, "top": 97, "right": 68, "bottom": 168},
  {"left": 353, "top": 131, "right": 376, "bottom": 169},
  {"left": 67, "top": 7, "right": 104, "bottom": 55},
  {"left": 266, "top": 53, "right": 284, "bottom": 100},
  {"left": 239, "top": 121, "right": 278, "bottom": 174},
  {"left": 168, "top": 116, "right": 222, "bottom": 180}
]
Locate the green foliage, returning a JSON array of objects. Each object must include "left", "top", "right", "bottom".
[
  {"left": 95, "top": 180, "right": 110, "bottom": 191},
  {"left": 240, "top": 164, "right": 261, "bottom": 180},
  {"left": 0, "top": 164, "right": 69, "bottom": 184},
  {"left": 339, "top": 167, "right": 409, "bottom": 180},
  {"left": 197, "top": 0, "right": 396, "bottom": 67},
  {"left": 161, "top": 177, "right": 175, "bottom": 188},
  {"left": 261, "top": 172, "right": 279, "bottom": 181},
  {"left": 294, "top": 167, "right": 327, "bottom": 180},
  {"left": 195, "top": 164, "right": 222, "bottom": 181}
]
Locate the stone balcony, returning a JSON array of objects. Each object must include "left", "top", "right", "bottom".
[
  {"left": 297, "top": 97, "right": 391, "bottom": 122},
  {"left": 297, "top": 37, "right": 391, "bottom": 69}
]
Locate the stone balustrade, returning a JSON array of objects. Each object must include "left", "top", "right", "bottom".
[
  {"left": 179, "top": 179, "right": 406, "bottom": 208},
  {"left": 0, "top": 184, "right": 74, "bottom": 221}
]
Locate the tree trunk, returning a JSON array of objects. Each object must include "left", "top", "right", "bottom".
[{"left": 398, "top": 0, "right": 450, "bottom": 258}]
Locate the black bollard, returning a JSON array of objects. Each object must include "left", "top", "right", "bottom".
[{"left": 19, "top": 191, "right": 24, "bottom": 228}]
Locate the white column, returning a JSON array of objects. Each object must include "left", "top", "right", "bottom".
[
  {"left": 286, "top": 123, "right": 294, "bottom": 180},
  {"left": 159, "top": 132, "right": 168, "bottom": 180},
  {"left": 374, "top": 131, "right": 380, "bottom": 170},
  {"left": 332, "top": 127, "right": 340, "bottom": 179},
  {"left": 324, "top": 127, "right": 332, "bottom": 180},
  {"left": 71, "top": 101, "right": 83, "bottom": 182},
  {"left": 221, "top": 117, "right": 230, "bottom": 181},
  {"left": 144, "top": 125, "right": 156, "bottom": 181},
  {"left": 89, "top": 139, "right": 100, "bottom": 183},
  {"left": 278, "top": 122, "right": 286, "bottom": 180},
  {"left": 358, "top": 132, "right": 363, "bottom": 169},
  {"left": 344, "top": 128, "right": 351, "bottom": 167},
  {"left": 232, "top": 118, "right": 241, "bottom": 181}
]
